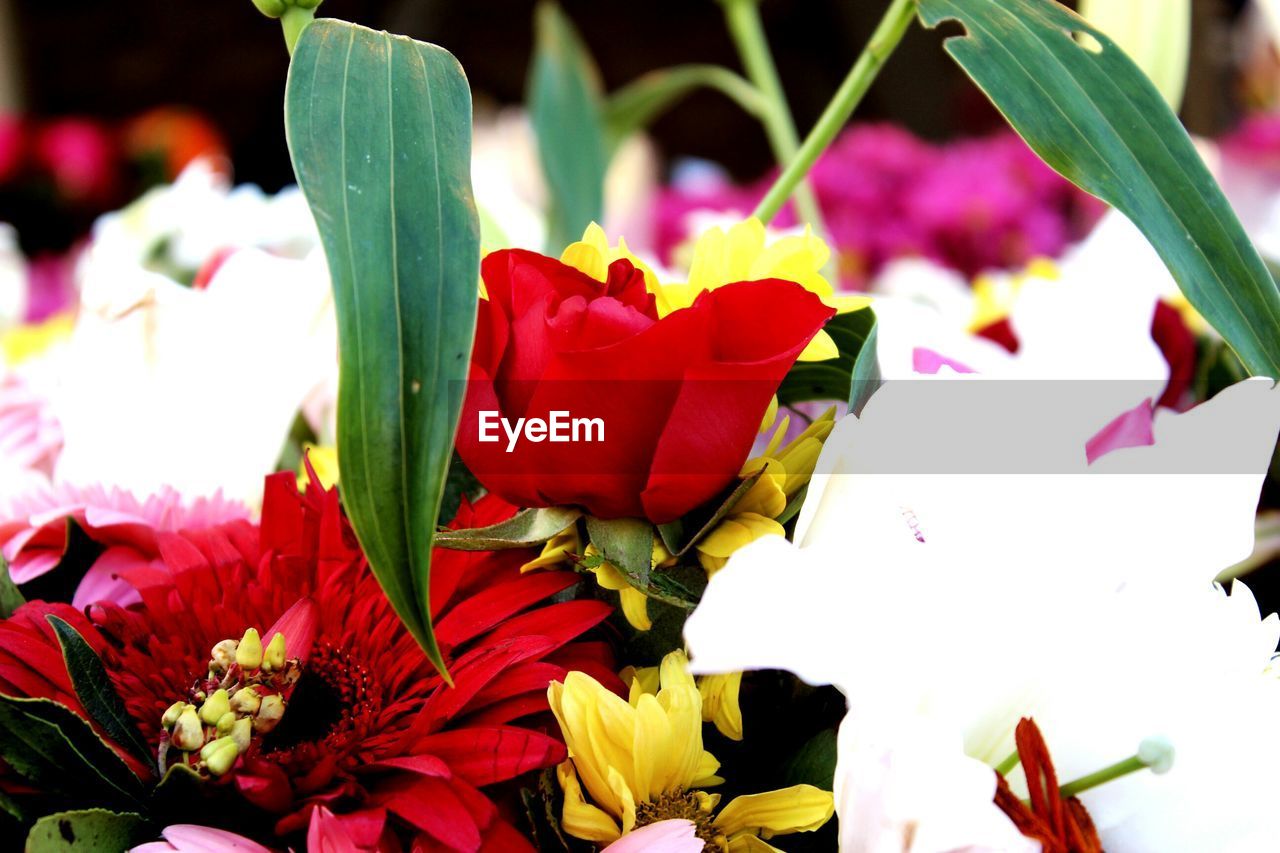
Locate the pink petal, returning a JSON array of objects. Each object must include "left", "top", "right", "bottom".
[
  {"left": 1086, "top": 398, "right": 1156, "bottom": 464},
  {"left": 266, "top": 597, "right": 319, "bottom": 663},
  {"left": 603, "top": 820, "right": 704, "bottom": 853},
  {"left": 912, "top": 347, "right": 975, "bottom": 374},
  {"left": 146, "top": 824, "right": 273, "bottom": 853},
  {"left": 71, "top": 547, "right": 149, "bottom": 608}
]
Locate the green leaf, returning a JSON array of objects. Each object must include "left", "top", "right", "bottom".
[
  {"left": 0, "top": 696, "right": 144, "bottom": 805},
  {"left": 665, "top": 469, "right": 765, "bottom": 558},
  {"left": 528, "top": 2, "right": 607, "bottom": 252},
  {"left": 783, "top": 728, "right": 838, "bottom": 789},
  {"left": 848, "top": 314, "right": 881, "bottom": 416},
  {"left": 777, "top": 307, "right": 875, "bottom": 405},
  {"left": 603, "top": 64, "right": 767, "bottom": 154},
  {"left": 0, "top": 558, "right": 24, "bottom": 619},
  {"left": 25, "top": 809, "right": 148, "bottom": 852},
  {"left": 434, "top": 507, "right": 582, "bottom": 551},
  {"left": 46, "top": 616, "right": 153, "bottom": 767},
  {"left": 916, "top": 0, "right": 1280, "bottom": 377},
  {"left": 584, "top": 516, "right": 654, "bottom": 589},
  {"left": 286, "top": 20, "right": 480, "bottom": 681}
]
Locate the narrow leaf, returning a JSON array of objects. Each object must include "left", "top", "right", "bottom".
[
  {"left": 603, "top": 64, "right": 767, "bottom": 153},
  {"left": 25, "top": 809, "right": 148, "bottom": 852},
  {"left": 0, "top": 696, "right": 144, "bottom": 804},
  {"left": 0, "top": 558, "right": 24, "bottom": 619},
  {"left": 286, "top": 20, "right": 481, "bottom": 680},
  {"left": 848, "top": 315, "right": 881, "bottom": 416},
  {"left": 584, "top": 517, "right": 654, "bottom": 589},
  {"left": 434, "top": 507, "right": 583, "bottom": 551},
  {"left": 917, "top": 0, "right": 1280, "bottom": 376},
  {"left": 46, "top": 616, "right": 153, "bottom": 766},
  {"left": 528, "top": 1, "right": 607, "bottom": 251}
]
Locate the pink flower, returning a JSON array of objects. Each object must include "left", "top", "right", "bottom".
[
  {"left": 131, "top": 825, "right": 274, "bottom": 853},
  {"left": 601, "top": 820, "right": 705, "bottom": 853},
  {"left": 0, "top": 483, "right": 250, "bottom": 607}
]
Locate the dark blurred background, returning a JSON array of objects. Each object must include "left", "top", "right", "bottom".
[{"left": 6, "top": 0, "right": 1256, "bottom": 192}]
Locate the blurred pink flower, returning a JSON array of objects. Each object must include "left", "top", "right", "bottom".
[
  {"left": 131, "top": 824, "right": 273, "bottom": 853},
  {"left": 0, "top": 483, "right": 250, "bottom": 607},
  {"left": 601, "top": 820, "right": 705, "bottom": 853},
  {"left": 32, "top": 117, "right": 117, "bottom": 204}
]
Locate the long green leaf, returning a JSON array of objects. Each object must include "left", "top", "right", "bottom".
[
  {"left": 25, "top": 809, "right": 148, "bottom": 852},
  {"left": 584, "top": 516, "right": 654, "bottom": 589},
  {"left": 916, "top": 0, "right": 1280, "bottom": 377},
  {"left": 0, "top": 558, "right": 23, "bottom": 619},
  {"left": 528, "top": 1, "right": 607, "bottom": 252},
  {"left": 46, "top": 616, "right": 153, "bottom": 767},
  {"left": 286, "top": 20, "right": 480, "bottom": 680}
]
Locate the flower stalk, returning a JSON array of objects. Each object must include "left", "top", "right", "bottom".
[
  {"left": 754, "top": 0, "right": 916, "bottom": 224},
  {"left": 718, "top": 0, "right": 828, "bottom": 237}
]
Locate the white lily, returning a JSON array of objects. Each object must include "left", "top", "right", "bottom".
[{"left": 686, "top": 377, "right": 1280, "bottom": 852}]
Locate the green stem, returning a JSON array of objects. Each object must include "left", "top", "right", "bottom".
[
  {"left": 281, "top": 6, "right": 315, "bottom": 55},
  {"left": 1057, "top": 754, "right": 1146, "bottom": 799},
  {"left": 719, "top": 0, "right": 827, "bottom": 235},
  {"left": 754, "top": 0, "right": 915, "bottom": 224},
  {"left": 993, "top": 750, "right": 1020, "bottom": 777}
]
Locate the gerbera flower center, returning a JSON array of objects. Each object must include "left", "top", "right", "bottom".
[
  {"left": 634, "top": 790, "right": 724, "bottom": 852},
  {"left": 260, "top": 640, "right": 380, "bottom": 755}
]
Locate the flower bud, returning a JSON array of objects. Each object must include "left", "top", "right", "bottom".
[
  {"left": 210, "top": 639, "right": 239, "bottom": 673},
  {"left": 172, "top": 706, "right": 204, "bottom": 751},
  {"left": 251, "top": 0, "right": 287, "bottom": 17},
  {"left": 216, "top": 712, "right": 237, "bottom": 736},
  {"left": 264, "top": 632, "right": 287, "bottom": 672},
  {"left": 236, "top": 628, "right": 263, "bottom": 670},
  {"left": 253, "top": 694, "right": 286, "bottom": 734},
  {"left": 230, "top": 717, "right": 252, "bottom": 753},
  {"left": 199, "top": 689, "right": 231, "bottom": 725},
  {"left": 200, "top": 736, "right": 239, "bottom": 776},
  {"left": 230, "top": 686, "right": 262, "bottom": 715},
  {"left": 161, "top": 701, "right": 185, "bottom": 728}
]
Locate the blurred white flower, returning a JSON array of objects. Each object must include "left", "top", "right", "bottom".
[
  {"left": 0, "top": 161, "right": 335, "bottom": 511},
  {"left": 686, "top": 378, "right": 1280, "bottom": 852}
]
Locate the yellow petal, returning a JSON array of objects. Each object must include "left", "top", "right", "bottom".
[
  {"left": 620, "top": 665, "right": 661, "bottom": 704},
  {"left": 698, "top": 672, "right": 744, "bottom": 741},
  {"left": 797, "top": 329, "right": 839, "bottom": 362},
  {"left": 713, "top": 785, "right": 835, "bottom": 838},
  {"left": 727, "top": 836, "right": 784, "bottom": 852},
  {"left": 619, "top": 586, "right": 652, "bottom": 632},
  {"left": 1078, "top": 0, "right": 1189, "bottom": 110},
  {"left": 758, "top": 394, "right": 779, "bottom": 435},
  {"left": 557, "top": 761, "right": 622, "bottom": 844},
  {"left": 561, "top": 239, "right": 608, "bottom": 282},
  {"left": 520, "top": 526, "right": 582, "bottom": 573},
  {"left": 731, "top": 460, "right": 787, "bottom": 519},
  {"left": 606, "top": 765, "right": 640, "bottom": 835},
  {"left": 696, "top": 514, "right": 785, "bottom": 560},
  {"left": 827, "top": 293, "right": 872, "bottom": 314},
  {"left": 2, "top": 311, "right": 74, "bottom": 367},
  {"left": 297, "top": 443, "right": 339, "bottom": 491}
]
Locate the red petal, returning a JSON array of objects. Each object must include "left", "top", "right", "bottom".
[
  {"left": 434, "top": 572, "right": 578, "bottom": 647},
  {"left": 378, "top": 776, "right": 481, "bottom": 853},
  {"left": 482, "top": 600, "right": 613, "bottom": 653},
  {"left": 411, "top": 726, "right": 565, "bottom": 787}
]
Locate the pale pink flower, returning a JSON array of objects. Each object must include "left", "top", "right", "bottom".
[
  {"left": 602, "top": 820, "right": 705, "bottom": 853},
  {"left": 131, "top": 824, "right": 274, "bottom": 853}
]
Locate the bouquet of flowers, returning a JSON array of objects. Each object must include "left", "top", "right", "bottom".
[{"left": 0, "top": 0, "right": 1278, "bottom": 851}]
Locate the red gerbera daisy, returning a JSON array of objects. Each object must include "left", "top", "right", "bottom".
[{"left": 0, "top": 473, "right": 620, "bottom": 851}]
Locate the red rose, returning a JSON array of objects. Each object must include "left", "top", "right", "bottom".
[{"left": 456, "top": 249, "right": 834, "bottom": 523}]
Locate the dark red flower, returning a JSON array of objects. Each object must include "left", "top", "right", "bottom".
[
  {"left": 0, "top": 474, "right": 619, "bottom": 851},
  {"left": 457, "top": 249, "right": 834, "bottom": 523}
]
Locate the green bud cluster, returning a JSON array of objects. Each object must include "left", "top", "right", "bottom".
[{"left": 157, "top": 627, "right": 299, "bottom": 777}]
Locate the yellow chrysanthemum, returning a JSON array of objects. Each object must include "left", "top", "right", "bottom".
[
  {"left": 696, "top": 407, "right": 837, "bottom": 577},
  {"left": 296, "top": 443, "right": 339, "bottom": 491},
  {"left": 1, "top": 311, "right": 75, "bottom": 367},
  {"left": 562, "top": 220, "right": 860, "bottom": 362},
  {"left": 548, "top": 650, "right": 833, "bottom": 849},
  {"left": 621, "top": 663, "right": 744, "bottom": 742}
]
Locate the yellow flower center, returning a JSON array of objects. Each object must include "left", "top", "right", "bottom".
[{"left": 635, "top": 790, "right": 724, "bottom": 852}]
